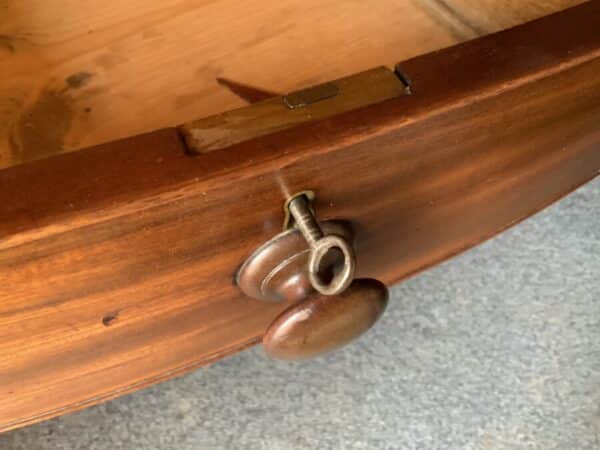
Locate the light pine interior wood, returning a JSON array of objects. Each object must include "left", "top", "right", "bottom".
[{"left": 0, "top": 0, "right": 583, "bottom": 168}]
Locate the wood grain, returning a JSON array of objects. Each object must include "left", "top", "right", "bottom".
[
  {"left": 181, "top": 67, "right": 407, "bottom": 154},
  {"left": 1, "top": 2, "right": 600, "bottom": 431},
  {"left": 0, "top": 0, "right": 582, "bottom": 168},
  {"left": 417, "top": 0, "right": 586, "bottom": 38}
]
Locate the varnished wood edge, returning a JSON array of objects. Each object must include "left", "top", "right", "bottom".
[
  {"left": 1, "top": 3, "right": 599, "bottom": 248},
  {"left": 0, "top": 337, "right": 262, "bottom": 432}
]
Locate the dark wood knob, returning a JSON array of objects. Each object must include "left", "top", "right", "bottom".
[{"left": 263, "top": 279, "right": 388, "bottom": 360}]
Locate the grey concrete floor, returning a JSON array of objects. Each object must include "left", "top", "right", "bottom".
[{"left": 1, "top": 178, "right": 598, "bottom": 450}]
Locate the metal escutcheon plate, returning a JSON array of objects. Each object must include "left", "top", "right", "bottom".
[{"left": 236, "top": 220, "right": 353, "bottom": 302}]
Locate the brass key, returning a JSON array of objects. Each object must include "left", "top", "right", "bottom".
[
  {"left": 287, "top": 194, "right": 355, "bottom": 296},
  {"left": 236, "top": 192, "right": 389, "bottom": 360}
]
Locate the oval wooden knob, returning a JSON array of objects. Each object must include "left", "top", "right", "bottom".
[{"left": 263, "top": 278, "right": 388, "bottom": 360}]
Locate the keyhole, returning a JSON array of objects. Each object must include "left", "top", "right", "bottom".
[{"left": 316, "top": 246, "right": 345, "bottom": 286}]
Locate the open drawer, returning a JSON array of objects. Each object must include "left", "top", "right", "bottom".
[{"left": 1, "top": 1, "right": 599, "bottom": 431}]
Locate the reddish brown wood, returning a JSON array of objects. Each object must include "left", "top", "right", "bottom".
[
  {"left": 263, "top": 279, "right": 389, "bottom": 360},
  {"left": 0, "top": 2, "right": 599, "bottom": 431}
]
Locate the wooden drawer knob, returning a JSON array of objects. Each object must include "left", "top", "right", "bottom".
[
  {"left": 237, "top": 192, "right": 390, "bottom": 360},
  {"left": 263, "top": 279, "right": 388, "bottom": 360}
]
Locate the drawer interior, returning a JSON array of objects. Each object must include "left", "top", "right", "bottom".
[{"left": 0, "top": 0, "right": 583, "bottom": 168}]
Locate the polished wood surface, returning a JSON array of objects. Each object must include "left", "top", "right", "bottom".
[
  {"left": 0, "top": 0, "right": 583, "bottom": 168},
  {"left": 263, "top": 279, "right": 389, "bottom": 360},
  {"left": 1, "top": 3, "right": 600, "bottom": 431}
]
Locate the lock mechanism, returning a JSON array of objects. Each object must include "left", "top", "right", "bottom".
[{"left": 236, "top": 192, "right": 388, "bottom": 360}]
